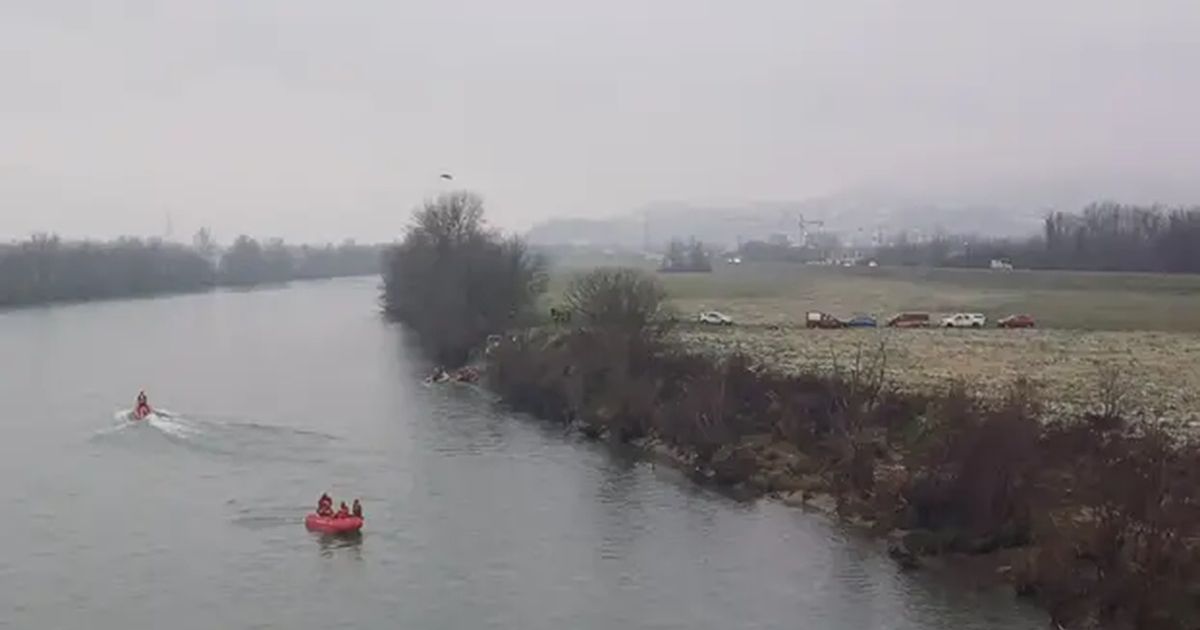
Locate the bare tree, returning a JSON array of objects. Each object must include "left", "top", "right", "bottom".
[{"left": 382, "top": 191, "right": 546, "bottom": 365}]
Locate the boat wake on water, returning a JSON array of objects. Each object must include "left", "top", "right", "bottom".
[
  {"left": 228, "top": 503, "right": 311, "bottom": 530},
  {"left": 91, "top": 407, "right": 181, "bottom": 432},
  {"left": 93, "top": 408, "right": 340, "bottom": 462}
]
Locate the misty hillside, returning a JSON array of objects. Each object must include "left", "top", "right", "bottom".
[
  {"left": 526, "top": 175, "right": 1200, "bottom": 249},
  {"left": 525, "top": 192, "right": 1044, "bottom": 250}
]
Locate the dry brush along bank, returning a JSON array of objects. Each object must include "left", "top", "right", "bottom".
[
  {"left": 485, "top": 326, "right": 1200, "bottom": 630},
  {"left": 676, "top": 326, "right": 1200, "bottom": 428}
]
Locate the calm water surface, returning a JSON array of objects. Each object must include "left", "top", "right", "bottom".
[{"left": 0, "top": 278, "right": 1045, "bottom": 629}]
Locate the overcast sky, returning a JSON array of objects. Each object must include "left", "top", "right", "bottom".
[{"left": 3, "top": 0, "right": 1199, "bottom": 242}]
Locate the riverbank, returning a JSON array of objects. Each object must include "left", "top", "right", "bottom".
[
  {"left": 377, "top": 196, "right": 1193, "bottom": 628},
  {"left": 484, "top": 325, "right": 1200, "bottom": 630}
]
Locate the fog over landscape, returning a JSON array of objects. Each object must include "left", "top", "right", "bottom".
[
  {"left": 3, "top": 0, "right": 1199, "bottom": 242},
  {"left": 9, "top": 4, "right": 1200, "bottom": 630}
]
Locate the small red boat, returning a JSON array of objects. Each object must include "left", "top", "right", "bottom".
[{"left": 305, "top": 513, "right": 364, "bottom": 534}]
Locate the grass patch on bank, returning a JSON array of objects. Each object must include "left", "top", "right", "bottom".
[
  {"left": 543, "top": 262, "right": 1200, "bottom": 426},
  {"left": 551, "top": 262, "right": 1200, "bottom": 332}
]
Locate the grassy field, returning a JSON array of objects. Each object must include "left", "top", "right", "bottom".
[
  {"left": 548, "top": 262, "right": 1200, "bottom": 424},
  {"left": 550, "top": 260, "right": 1200, "bottom": 331},
  {"left": 656, "top": 263, "right": 1200, "bottom": 332}
]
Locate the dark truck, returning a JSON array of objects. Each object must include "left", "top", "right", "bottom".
[
  {"left": 998, "top": 314, "right": 1036, "bottom": 329},
  {"left": 885, "top": 312, "right": 931, "bottom": 328}
]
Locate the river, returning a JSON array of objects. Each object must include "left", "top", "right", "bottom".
[{"left": 0, "top": 278, "right": 1045, "bottom": 629}]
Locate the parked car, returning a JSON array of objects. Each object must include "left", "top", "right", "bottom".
[
  {"left": 845, "top": 314, "right": 878, "bottom": 328},
  {"left": 998, "top": 314, "right": 1036, "bottom": 329},
  {"left": 940, "top": 313, "right": 987, "bottom": 328},
  {"left": 886, "top": 312, "right": 930, "bottom": 328},
  {"left": 806, "top": 311, "right": 846, "bottom": 329},
  {"left": 697, "top": 311, "right": 734, "bottom": 326}
]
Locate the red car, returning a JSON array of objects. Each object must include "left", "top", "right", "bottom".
[
  {"left": 998, "top": 314, "right": 1036, "bottom": 329},
  {"left": 886, "top": 312, "right": 930, "bottom": 328}
]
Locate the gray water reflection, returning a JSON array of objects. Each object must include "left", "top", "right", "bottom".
[{"left": 0, "top": 278, "right": 1045, "bottom": 629}]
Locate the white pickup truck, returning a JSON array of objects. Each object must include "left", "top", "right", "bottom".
[
  {"left": 940, "top": 312, "right": 986, "bottom": 328},
  {"left": 697, "top": 311, "right": 734, "bottom": 326}
]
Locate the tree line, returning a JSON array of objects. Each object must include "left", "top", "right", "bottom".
[
  {"left": 659, "top": 238, "right": 712, "bottom": 272},
  {"left": 0, "top": 232, "right": 384, "bottom": 307},
  {"left": 874, "top": 202, "right": 1200, "bottom": 273}
]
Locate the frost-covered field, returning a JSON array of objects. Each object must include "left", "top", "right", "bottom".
[
  {"left": 549, "top": 261, "right": 1200, "bottom": 425},
  {"left": 678, "top": 325, "right": 1200, "bottom": 426}
]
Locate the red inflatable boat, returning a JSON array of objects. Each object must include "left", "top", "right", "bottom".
[{"left": 305, "top": 513, "right": 363, "bottom": 534}]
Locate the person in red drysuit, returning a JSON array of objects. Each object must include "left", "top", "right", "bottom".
[
  {"left": 135, "top": 391, "right": 152, "bottom": 418},
  {"left": 317, "top": 493, "right": 334, "bottom": 517},
  {"left": 335, "top": 502, "right": 350, "bottom": 519}
]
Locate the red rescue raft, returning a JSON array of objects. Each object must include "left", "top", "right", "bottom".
[
  {"left": 305, "top": 513, "right": 363, "bottom": 534},
  {"left": 132, "top": 406, "right": 152, "bottom": 421}
]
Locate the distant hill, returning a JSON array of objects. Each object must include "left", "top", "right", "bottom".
[
  {"left": 525, "top": 193, "right": 1044, "bottom": 250},
  {"left": 521, "top": 217, "right": 645, "bottom": 248},
  {"left": 525, "top": 175, "right": 1200, "bottom": 250}
]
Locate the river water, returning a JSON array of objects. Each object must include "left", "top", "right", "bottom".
[{"left": 0, "top": 278, "right": 1044, "bottom": 629}]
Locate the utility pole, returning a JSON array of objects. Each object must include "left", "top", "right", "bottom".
[{"left": 796, "top": 213, "right": 824, "bottom": 248}]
